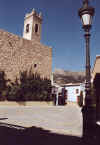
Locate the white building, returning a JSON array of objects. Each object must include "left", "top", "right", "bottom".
[{"left": 63, "top": 83, "right": 85, "bottom": 103}]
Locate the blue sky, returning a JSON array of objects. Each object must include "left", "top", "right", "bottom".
[{"left": 0, "top": 0, "right": 100, "bottom": 72}]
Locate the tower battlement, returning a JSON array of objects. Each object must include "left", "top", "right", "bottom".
[{"left": 25, "top": 9, "right": 42, "bottom": 20}]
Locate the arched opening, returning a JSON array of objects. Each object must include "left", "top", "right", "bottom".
[
  {"left": 34, "top": 64, "right": 37, "bottom": 68},
  {"left": 35, "top": 24, "right": 38, "bottom": 33},
  {"left": 26, "top": 24, "right": 30, "bottom": 33}
]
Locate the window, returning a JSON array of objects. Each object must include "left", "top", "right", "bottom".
[
  {"left": 76, "top": 89, "right": 79, "bottom": 94},
  {"left": 26, "top": 24, "right": 30, "bottom": 33},
  {"left": 34, "top": 64, "right": 37, "bottom": 68},
  {"left": 35, "top": 24, "right": 38, "bottom": 33}
]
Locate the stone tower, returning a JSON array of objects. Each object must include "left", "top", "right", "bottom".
[{"left": 23, "top": 9, "right": 42, "bottom": 41}]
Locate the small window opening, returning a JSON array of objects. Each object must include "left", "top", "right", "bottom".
[
  {"left": 34, "top": 64, "right": 37, "bottom": 68},
  {"left": 26, "top": 24, "right": 30, "bottom": 33},
  {"left": 35, "top": 24, "right": 38, "bottom": 33},
  {"left": 76, "top": 89, "right": 79, "bottom": 94}
]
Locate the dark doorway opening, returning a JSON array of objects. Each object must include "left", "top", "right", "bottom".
[{"left": 93, "top": 73, "right": 100, "bottom": 121}]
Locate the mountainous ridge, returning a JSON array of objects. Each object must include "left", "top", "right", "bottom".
[{"left": 53, "top": 69, "right": 85, "bottom": 85}]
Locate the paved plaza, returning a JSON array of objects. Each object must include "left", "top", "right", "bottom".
[{"left": 0, "top": 104, "right": 82, "bottom": 137}]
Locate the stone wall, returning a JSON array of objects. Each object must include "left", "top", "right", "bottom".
[{"left": 0, "top": 29, "right": 52, "bottom": 80}]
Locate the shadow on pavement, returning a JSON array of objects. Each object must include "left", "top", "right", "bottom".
[
  {"left": 0, "top": 122, "right": 100, "bottom": 145},
  {"left": 0, "top": 118, "right": 8, "bottom": 120}
]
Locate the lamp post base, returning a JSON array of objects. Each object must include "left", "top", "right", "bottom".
[{"left": 82, "top": 105, "right": 96, "bottom": 138}]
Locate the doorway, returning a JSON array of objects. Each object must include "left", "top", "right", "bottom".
[{"left": 93, "top": 73, "right": 100, "bottom": 121}]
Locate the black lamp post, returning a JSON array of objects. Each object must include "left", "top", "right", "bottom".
[{"left": 78, "top": 0, "right": 96, "bottom": 137}]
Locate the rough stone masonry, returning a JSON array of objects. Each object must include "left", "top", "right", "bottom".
[{"left": 0, "top": 9, "right": 52, "bottom": 81}]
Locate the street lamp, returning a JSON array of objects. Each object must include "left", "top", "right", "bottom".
[{"left": 78, "top": 0, "right": 96, "bottom": 137}]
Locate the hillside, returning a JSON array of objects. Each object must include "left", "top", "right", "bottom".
[{"left": 53, "top": 69, "right": 85, "bottom": 85}]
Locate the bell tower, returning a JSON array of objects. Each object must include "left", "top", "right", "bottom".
[{"left": 23, "top": 9, "right": 42, "bottom": 41}]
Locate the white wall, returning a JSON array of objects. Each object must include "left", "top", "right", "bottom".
[
  {"left": 65, "top": 84, "right": 85, "bottom": 102},
  {"left": 23, "top": 17, "right": 33, "bottom": 40}
]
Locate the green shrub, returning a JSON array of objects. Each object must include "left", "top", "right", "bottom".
[{"left": 7, "top": 69, "right": 52, "bottom": 101}]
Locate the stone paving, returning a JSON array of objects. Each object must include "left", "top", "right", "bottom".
[{"left": 0, "top": 104, "right": 82, "bottom": 137}]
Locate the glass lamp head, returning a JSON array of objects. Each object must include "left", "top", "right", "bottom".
[{"left": 78, "top": 0, "right": 95, "bottom": 31}]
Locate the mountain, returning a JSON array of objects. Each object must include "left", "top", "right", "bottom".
[{"left": 53, "top": 69, "right": 85, "bottom": 85}]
